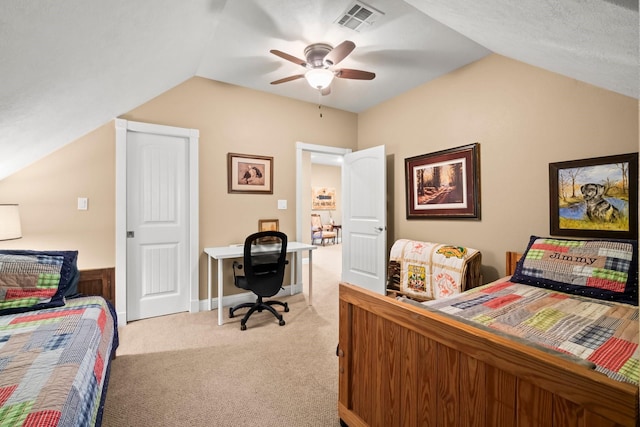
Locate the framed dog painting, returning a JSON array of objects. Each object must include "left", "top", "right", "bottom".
[{"left": 549, "top": 152, "right": 638, "bottom": 239}]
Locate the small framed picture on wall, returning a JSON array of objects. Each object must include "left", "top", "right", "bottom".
[{"left": 228, "top": 153, "right": 273, "bottom": 194}]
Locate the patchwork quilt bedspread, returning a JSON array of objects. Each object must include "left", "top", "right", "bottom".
[
  {"left": 425, "top": 280, "right": 639, "bottom": 385},
  {"left": 0, "top": 296, "right": 117, "bottom": 426}
]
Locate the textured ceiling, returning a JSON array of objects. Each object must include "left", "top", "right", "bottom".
[{"left": 0, "top": 0, "right": 637, "bottom": 180}]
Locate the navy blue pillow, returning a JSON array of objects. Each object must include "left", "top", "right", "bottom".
[
  {"left": 511, "top": 236, "right": 638, "bottom": 306},
  {"left": 0, "top": 249, "right": 79, "bottom": 315},
  {"left": 65, "top": 267, "right": 81, "bottom": 297}
]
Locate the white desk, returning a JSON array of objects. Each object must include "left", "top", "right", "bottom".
[{"left": 204, "top": 242, "right": 317, "bottom": 325}]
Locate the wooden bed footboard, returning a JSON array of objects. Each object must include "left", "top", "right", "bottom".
[
  {"left": 78, "top": 267, "right": 115, "bottom": 306},
  {"left": 338, "top": 282, "right": 638, "bottom": 427}
]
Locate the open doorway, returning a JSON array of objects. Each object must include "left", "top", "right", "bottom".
[
  {"left": 295, "top": 142, "right": 351, "bottom": 247},
  {"left": 311, "top": 161, "right": 341, "bottom": 244},
  {"left": 296, "top": 142, "right": 388, "bottom": 295}
]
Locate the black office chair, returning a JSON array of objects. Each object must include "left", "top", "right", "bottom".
[{"left": 229, "top": 231, "right": 289, "bottom": 330}]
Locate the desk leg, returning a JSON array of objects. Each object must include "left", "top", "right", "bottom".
[
  {"left": 217, "top": 258, "right": 224, "bottom": 326},
  {"left": 308, "top": 250, "right": 313, "bottom": 306},
  {"left": 207, "top": 255, "right": 212, "bottom": 311},
  {"left": 290, "top": 253, "right": 295, "bottom": 296}
]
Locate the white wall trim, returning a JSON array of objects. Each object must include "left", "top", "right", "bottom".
[
  {"left": 115, "top": 119, "right": 199, "bottom": 326},
  {"left": 295, "top": 142, "right": 351, "bottom": 243},
  {"left": 114, "top": 119, "right": 127, "bottom": 325},
  {"left": 198, "top": 285, "right": 296, "bottom": 313}
]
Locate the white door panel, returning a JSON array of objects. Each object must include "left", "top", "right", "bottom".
[
  {"left": 127, "top": 131, "right": 189, "bottom": 320},
  {"left": 342, "top": 145, "right": 387, "bottom": 294}
]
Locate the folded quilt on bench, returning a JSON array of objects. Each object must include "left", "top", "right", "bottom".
[{"left": 389, "top": 239, "right": 480, "bottom": 300}]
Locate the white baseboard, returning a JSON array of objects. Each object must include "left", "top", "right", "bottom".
[{"left": 198, "top": 284, "right": 301, "bottom": 312}]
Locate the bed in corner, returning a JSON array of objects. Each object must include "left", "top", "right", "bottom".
[
  {"left": 0, "top": 250, "right": 118, "bottom": 427},
  {"left": 338, "top": 236, "right": 639, "bottom": 427}
]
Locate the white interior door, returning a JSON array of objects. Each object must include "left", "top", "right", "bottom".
[
  {"left": 126, "top": 131, "right": 190, "bottom": 320},
  {"left": 341, "top": 145, "right": 387, "bottom": 294}
]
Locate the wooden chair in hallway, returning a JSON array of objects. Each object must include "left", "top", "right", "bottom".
[{"left": 311, "top": 214, "right": 337, "bottom": 246}]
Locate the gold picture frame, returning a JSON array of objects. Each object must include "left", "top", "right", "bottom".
[
  {"left": 258, "top": 219, "right": 279, "bottom": 233},
  {"left": 257, "top": 219, "right": 279, "bottom": 244}
]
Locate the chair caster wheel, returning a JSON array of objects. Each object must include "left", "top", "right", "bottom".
[
  {"left": 279, "top": 319, "right": 285, "bottom": 326},
  {"left": 284, "top": 303, "right": 289, "bottom": 313},
  {"left": 240, "top": 324, "right": 247, "bottom": 331},
  {"left": 229, "top": 308, "right": 234, "bottom": 318}
]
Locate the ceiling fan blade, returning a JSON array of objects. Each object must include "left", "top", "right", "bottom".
[
  {"left": 336, "top": 69, "right": 376, "bottom": 80},
  {"left": 270, "top": 74, "right": 305, "bottom": 85},
  {"left": 270, "top": 49, "right": 307, "bottom": 67},
  {"left": 323, "top": 40, "right": 355, "bottom": 66},
  {"left": 321, "top": 86, "right": 331, "bottom": 96}
]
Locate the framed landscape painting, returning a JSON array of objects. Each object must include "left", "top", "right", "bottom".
[
  {"left": 549, "top": 152, "right": 638, "bottom": 239},
  {"left": 405, "top": 143, "right": 480, "bottom": 219}
]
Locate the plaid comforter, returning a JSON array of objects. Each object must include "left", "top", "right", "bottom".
[
  {"left": 424, "top": 280, "right": 639, "bottom": 385},
  {"left": 0, "top": 297, "right": 117, "bottom": 426}
]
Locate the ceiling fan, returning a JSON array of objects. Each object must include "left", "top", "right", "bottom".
[{"left": 270, "top": 40, "right": 375, "bottom": 95}]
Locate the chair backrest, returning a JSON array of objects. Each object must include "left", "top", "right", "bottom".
[
  {"left": 242, "top": 231, "right": 288, "bottom": 297},
  {"left": 311, "top": 214, "right": 322, "bottom": 229}
]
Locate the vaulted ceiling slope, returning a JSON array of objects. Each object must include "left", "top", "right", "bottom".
[{"left": 0, "top": 0, "right": 637, "bottom": 180}]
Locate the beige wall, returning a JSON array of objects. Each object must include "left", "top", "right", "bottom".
[
  {"left": 1, "top": 54, "right": 637, "bottom": 296},
  {"left": 358, "top": 54, "right": 639, "bottom": 281},
  {"left": 0, "top": 77, "right": 358, "bottom": 298},
  {"left": 0, "top": 123, "right": 116, "bottom": 268},
  {"left": 311, "top": 163, "right": 342, "bottom": 226},
  {"left": 121, "top": 78, "right": 357, "bottom": 296}
]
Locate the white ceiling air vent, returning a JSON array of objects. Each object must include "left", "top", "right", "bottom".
[{"left": 335, "top": 1, "right": 384, "bottom": 32}]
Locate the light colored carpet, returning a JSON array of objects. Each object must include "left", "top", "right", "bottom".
[{"left": 102, "top": 244, "right": 342, "bottom": 427}]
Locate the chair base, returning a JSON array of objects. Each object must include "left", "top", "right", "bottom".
[
  {"left": 312, "top": 235, "right": 336, "bottom": 246},
  {"left": 229, "top": 296, "right": 289, "bottom": 330}
]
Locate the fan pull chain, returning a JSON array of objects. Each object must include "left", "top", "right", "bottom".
[{"left": 318, "top": 91, "right": 323, "bottom": 118}]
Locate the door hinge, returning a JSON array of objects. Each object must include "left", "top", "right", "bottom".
[{"left": 127, "top": 231, "right": 135, "bottom": 238}]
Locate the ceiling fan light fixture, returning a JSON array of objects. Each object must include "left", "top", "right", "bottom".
[{"left": 305, "top": 68, "right": 334, "bottom": 90}]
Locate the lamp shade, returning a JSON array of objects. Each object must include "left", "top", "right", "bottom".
[
  {"left": 305, "top": 68, "right": 334, "bottom": 90},
  {"left": 0, "top": 204, "right": 22, "bottom": 240}
]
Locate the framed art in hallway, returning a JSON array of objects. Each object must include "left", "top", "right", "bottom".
[
  {"left": 549, "top": 152, "right": 638, "bottom": 239},
  {"left": 311, "top": 187, "right": 336, "bottom": 210},
  {"left": 405, "top": 143, "right": 480, "bottom": 219},
  {"left": 228, "top": 153, "right": 273, "bottom": 194}
]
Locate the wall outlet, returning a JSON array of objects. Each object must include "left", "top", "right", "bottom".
[
  {"left": 278, "top": 200, "right": 287, "bottom": 210},
  {"left": 77, "top": 197, "right": 88, "bottom": 210}
]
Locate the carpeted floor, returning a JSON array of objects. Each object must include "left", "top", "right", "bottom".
[{"left": 102, "top": 244, "right": 342, "bottom": 427}]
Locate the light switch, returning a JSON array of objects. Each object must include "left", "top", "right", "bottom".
[
  {"left": 77, "top": 197, "right": 88, "bottom": 210},
  {"left": 278, "top": 200, "right": 287, "bottom": 210}
]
